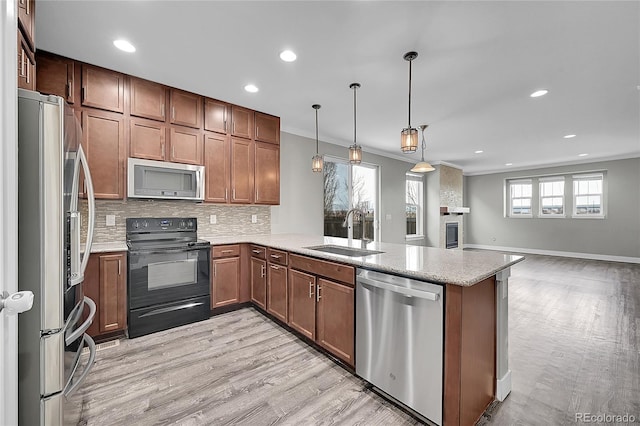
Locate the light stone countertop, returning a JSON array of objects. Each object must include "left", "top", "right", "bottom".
[
  {"left": 83, "top": 241, "right": 129, "bottom": 253},
  {"left": 200, "top": 233, "right": 524, "bottom": 287}
]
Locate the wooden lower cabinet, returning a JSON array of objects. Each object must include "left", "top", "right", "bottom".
[
  {"left": 83, "top": 252, "right": 127, "bottom": 338},
  {"left": 267, "top": 263, "right": 287, "bottom": 323},
  {"left": 287, "top": 269, "right": 316, "bottom": 340},
  {"left": 250, "top": 257, "right": 267, "bottom": 309},
  {"left": 211, "top": 256, "right": 240, "bottom": 308},
  {"left": 316, "top": 278, "right": 354, "bottom": 365}
]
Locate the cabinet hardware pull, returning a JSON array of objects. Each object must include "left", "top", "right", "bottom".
[
  {"left": 172, "top": 106, "right": 175, "bottom": 121},
  {"left": 67, "top": 81, "right": 72, "bottom": 99},
  {"left": 161, "top": 104, "right": 165, "bottom": 118},
  {"left": 309, "top": 282, "right": 314, "bottom": 299},
  {"left": 214, "top": 263, "right": 217, "bottom": 277},
  {"left": 270, "top": 254, "right": 281, "bottom": 259},
  {"left": 256, "top": 126, "right": 259, "bottom": 138},
  {"left": 233, "top": 188, "right": 236, "bottom": 200},
  {"left": 261, "top": 265, "right": 266, "bottom": 278},
  {"left": 19, "top": 50, "right": 26, "bottom": 78},
  {"left": 256, "top": 189, "right": 259, "bottom": 201},
  {"left": 225, "top": 188, "right": 228, "bottom": 200},
  {"left": 26, "top": 58, "right": 30, "bottom": 84},
  {"left": 221, "top": 250, "right": 233, "bottom": 254},
  {"left": 252, "top": 249, "right": 261, "bottom": 254},
  {"left": 172, "top": 146, "right": 175, "bottom": 159},
  {"left": 118, "top": 259, "right": 121, "bottom": 276},
  {"left": 270, "top": 265, "right": 279, "bottom": 270},
  {"left": 316, "top": 284, "right": 321, "bottom": 302}
]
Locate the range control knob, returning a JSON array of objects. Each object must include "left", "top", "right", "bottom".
[
  {"left": 179, "top": 221, "right": 186, "bottom": 229},
  {"left": 187, "top": 220, "right": 194, "bottom": 229},
  {"left": 142, "top": 220, "right": 149, "bottom": 228},
  {"left": 132, "top": 221, "right": 139, "bottom": 229}
]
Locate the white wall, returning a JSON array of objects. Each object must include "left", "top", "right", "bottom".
[
  {"left": 464, "top": 157, "right": 640, "bottom": 259},
  {"left": 272, "top": 131, "right": 421, "bottom": 245}
]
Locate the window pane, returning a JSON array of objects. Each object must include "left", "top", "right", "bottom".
[
  {"left": 589, "top": 180, "right": 602, "bottom": 194},
  {"left": 323, "top": 161, "right": 349, "bottom": 238},
  {"left": 523, "top": 184, "right": 532, "bottom": 197},
  {"left": 352, "top": 165, "right": 377, "bottom": 240},
  {"left": 512, "top": 185, "right": 521, "bottom": 198}
]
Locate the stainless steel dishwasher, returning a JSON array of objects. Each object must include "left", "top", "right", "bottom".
[{"left": 356, "top": 269, "right": 444, "bottom": 426}]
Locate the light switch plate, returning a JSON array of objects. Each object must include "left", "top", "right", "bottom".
[
  {"left": 106, "top": 215, "right": 116, "bottom": 226},
  {"left": 251, "top": 214, "right": 258, "bottom": 224},
  {"left": 210, "top": 214, "right": 217, "bottom": 224}
]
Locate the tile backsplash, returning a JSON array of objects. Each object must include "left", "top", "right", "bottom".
[{"left": 80, "top": 199, "right": 271, "bottom": 243}]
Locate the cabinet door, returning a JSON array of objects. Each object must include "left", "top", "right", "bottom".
[
  {"left": 130, "top": 77, "right": 166, "bottom": 122},
  {"left": 230, "top": 106, "right": 254, "bottom": 139},
  {"left": 230, "top": 138, "right": 254, "bottom": 204},
  {"left": 99, "top": 253, "right": 127, "bottom": 333},
  {"left": 204, "top": 98, "right": 228, "bottom": 134},
  {"left": 250, "top": 258, "right": 267, "bottom": 309},
  {"left": 17, "top": 32, "right": 35, "bottom": 91},
  {"left": 255, "top": 112, "right": 280, "bottom": 145},
  {"left": 83, "top": 254, "right": 100, "bottom": 338},
  {"left": 316, "top": 279, "right": 354, "bottom": 366},
  {"left": 204, "top": 133, "right": 230, "bottom": 203},
  {"left": 168, "top": 126, "right": 203, "bottom": 165},
  {"left": 17, "top": 0, "right": 35, "bottom": 50},
  {"left": 267, "top": 264, "right": 288, "bottom": 323},
  {"left": 82, "top": 65, "right": 125, "bottom": 113},
  {"left": 130, "top": 118, "right": 166, "bottom": 161},
  {"left": 170, "top": 89, "right": 202, "bottom": 129},
  {"left": 288, "top": 269, "right": 316, "bottom": 340},
  {"left": 82, "top": 109, "right": 125, "bottom": 199},
  {"left": 36, "top": 52, "right": 74, "bottom": 103},
  {"left": 212, "top": 257, "right": 240, "bottom": 308},
  {"left": 254, "top": 142, "right": 280, "bottom": 205}
]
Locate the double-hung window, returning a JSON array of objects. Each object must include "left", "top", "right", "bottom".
[
  {"left": 406, "top": 173, "right": 424, "bottom": 238},
  {"left": 508, "top": 179, "right": 532, "bottom": 217},
  {"left": 539, "top": 177, "right": 565, "bottom": 217},
  {"left": 573, "top": 174, "right": 604, "bottom": 217}
]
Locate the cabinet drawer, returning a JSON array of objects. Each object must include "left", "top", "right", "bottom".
[
  {"left": 250, "top": 245, "right": 266, "bottom": 259},
  {"left": 211, "top": 244, "right": 240, "bottom": 258},
  {"left": 289, "top": 254, "right": 355, "bottom": 286},
  {"left": 267, "top": 248, "right": 288, "bottom": 266}
]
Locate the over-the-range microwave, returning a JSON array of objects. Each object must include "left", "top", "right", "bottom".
[{"left": 127, "top": 158, "right": 205, "bottom": 201}]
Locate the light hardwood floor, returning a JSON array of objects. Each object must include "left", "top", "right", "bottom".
[{"left": 76, "top": 254, "right": 640, "bottom": 425}]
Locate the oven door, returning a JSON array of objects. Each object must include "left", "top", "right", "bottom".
[{"left": 128, "top": 246, "right": 210, "bottom": 309}]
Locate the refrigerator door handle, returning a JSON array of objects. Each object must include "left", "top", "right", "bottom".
[
  {"left": 77, "top": 145, "right": 96, "bottom": 276},
  {"left": 63, "top": 334, "right": 96, "bottom": 397},
  {"left": 65, "top": 297, "right": 96, "bottom": 346}
]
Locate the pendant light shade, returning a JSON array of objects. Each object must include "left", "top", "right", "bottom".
[
  {"left": 410, "top": 124, "right": 435, "bottom": 173},
  {"left": 311, "top": 104, "right": 323, "bottom": 172},
  {"left": 348, "top": 83, "right": 362, "bottom": 165},
  {"left": 401, "top": 51, "right": 419, "bottom": 153}
]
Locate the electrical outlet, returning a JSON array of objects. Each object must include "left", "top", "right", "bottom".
[
  {"left": 210, "top": 214, "right": 217, "bottom": 224},
  {"left": 385, "top": 214, "right": 392, "bottom": 220},
  {"left": 251, "top": 214, "right": 258, "bottom": 224},
  {"left": 106, "top": 215, "right": 116, "bottom": 226}
]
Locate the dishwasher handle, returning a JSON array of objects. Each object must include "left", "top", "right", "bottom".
[{"left": 358, "top": 275, "right": 440, "bottom": 301}]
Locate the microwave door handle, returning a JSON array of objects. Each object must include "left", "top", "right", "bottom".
[{"left": 77, "top": 145, "right": 95, "bottom": 276}]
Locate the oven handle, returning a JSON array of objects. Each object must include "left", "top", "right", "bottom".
[
  {"left": 129, "top": 247, "right": 208, "bottom": 255},
  {"left": 139, "top": 301, "right": 205, "bottom": 318}
]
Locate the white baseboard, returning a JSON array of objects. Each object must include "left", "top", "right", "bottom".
[
  {"left": 495, "top": 370, "right": 512, "bottom": 401},
  {"left": 464, "top": 244, "right": 640, "bottom": 264}
]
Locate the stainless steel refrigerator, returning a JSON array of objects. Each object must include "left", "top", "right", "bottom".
[{"left": 17, "top": 89, "right": 97, "bottom": 425}]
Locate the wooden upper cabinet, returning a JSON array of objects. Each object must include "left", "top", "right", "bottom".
[
  {"left": 82, "top": 109, "right": 125, "bottom": 199},
  {"left": 254, "top": 142, "right": 280, "bottom": 205},
  {"left": 204, "top": 133, "right": 230, "bottom": 203},
  {"left": 17, "top": 31, "right": 35, "bottom": 91},
  {"left": 255, "top": 112, "right": 280, "bottom": 145},
  {"left": 168, "top": 126, "right": 203, "bottom": 165},
  {"left": 204, "top": 98, "right": 228, "bottom": 134},
  {"left": 288, "top": 269, "right": 316, "bottom": 340},
  {"left": 230, "top": 137, "right": 254, "bottom": 204},
  {"left": 316, "top": 278, "right": 355, "bottom": 366},
  {"left": 230, "top": 106, "right": 254, "bottom": 139},
  {"left": 82, "top": 64, "right": 125, "bottom": 113},
  {"left": 17, "top": 0, "right": 35, "bottom": 50},
  {"left": 170, "top": 89, "right": 202, "bottom": 129},
  {"left": 36, "top": 52, "right": 75, "bottom": 104},
  {"left": 129, "top": 118, "right": 166, "bottom": 161},
  {"left": 99, "top": 253, "right": 127, "bottom": 333},
  {"left": 130, "top": 77, "right": 166, "bottom": 122}
]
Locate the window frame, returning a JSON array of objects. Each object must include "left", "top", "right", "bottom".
[
  {"left": 572, "top": 173, "right": 605, "bottom": 219},
  {"left": 508, "top": 179, "right": 533, "bottom": 218},
  {"left": 405, "top": 172, "right": 424, "bottom": 240},
  {"left": 538, "top": 177, "right": 565, "bottom": 218}
]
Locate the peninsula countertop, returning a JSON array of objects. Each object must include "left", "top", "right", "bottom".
[{"left": 200, "top": 233, "right": 524, "bottom": 287}]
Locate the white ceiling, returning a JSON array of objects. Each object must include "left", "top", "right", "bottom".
[{"left": 36, "top": 1, "right": 639, "bottom": 174}]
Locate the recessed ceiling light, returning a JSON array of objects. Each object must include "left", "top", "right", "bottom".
[
  {"left": 279, "top": 50, "right": 297, "bottom": 62},
  {"left": 474, "top": 150, "right": 484, "bottom": 154},
  {"left": 505, "top": 163, "right": 513, "bottom": 166},
  {"left": 113, "top": 39, "right": 136, "bottom": 53},
  {"left": 578, "top": 153, "right": 589, "bottom": 157},
  {"left": 244, "top": 84, "right": 259, "bottom": 93},
  {"left": 530, "top": 89, "right": 548, "bottom": 98},
  {"left": 563, "top": 134, "right": 577, "bottom": 139}
]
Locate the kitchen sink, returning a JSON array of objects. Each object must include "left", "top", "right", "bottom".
[{"left": 305, "top": 245, "right": 384, "bottom": 257}]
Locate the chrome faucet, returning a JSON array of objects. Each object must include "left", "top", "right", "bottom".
[{"left": 343, "top": 208, "right": 372, "bottom": 249}]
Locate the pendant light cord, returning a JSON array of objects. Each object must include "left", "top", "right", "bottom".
[
  {"left": 315, "top": 108, "right": 319, "bottom": 154},
  {"left": 408, "top": 59, "right": 412, "bottom": 128},
  {"left": 353, "top": 85, "right": 357, "bottom": 146}
]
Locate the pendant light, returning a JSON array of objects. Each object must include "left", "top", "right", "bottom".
[
  {"left": 401, "top": 51, "right": 419, "bottom": 153},
  {"left": 410, "top": 124, "right": 435, "bottom": 173},
  {"left": 348, "top": 83, "right": 362, "bottom": 164},
  {"left": 311, "top": 104, "right": 323, "bottom": 172}
]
